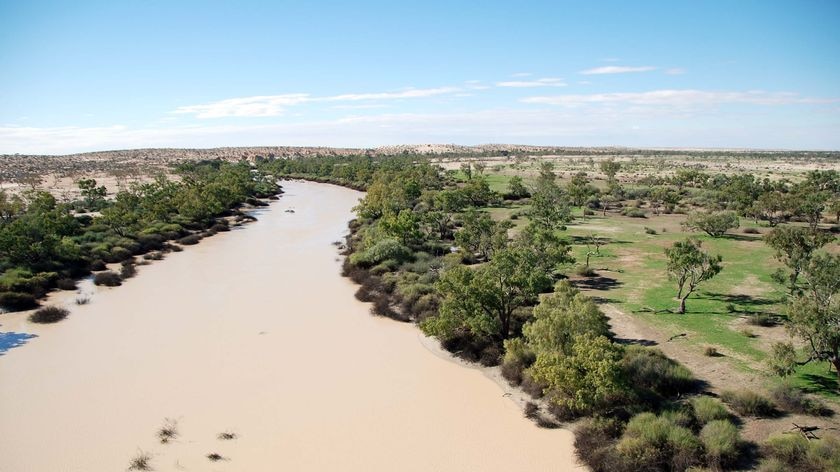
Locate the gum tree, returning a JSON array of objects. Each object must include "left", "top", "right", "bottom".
[{"left": 665, "top": 238, "right": 723, "bottom": 314}]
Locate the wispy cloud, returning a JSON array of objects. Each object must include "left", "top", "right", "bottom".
[
  {"left": 580, "top": 66, "right": 657, "bottom": 75},
  {"left": 522, "top": 89, "right": 839, "bottom": 106},
  {"left": 496, "top": 78, "right": 566, "bottom": 88},
  {"left": 173, "top": 87, "right": 461, "bottom": 118},
  {"left": 173, "top": 94, "right": 311, "bottom": 118}
]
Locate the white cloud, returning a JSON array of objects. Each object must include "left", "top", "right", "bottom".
[
  {"left": 4, "top": 104, "right": 840, "bottom": 155},
  {"left": 324, "top": 87, "right": 459, "bottom": 102},
  {"left": 496, "top": 78, "right": 567, "bottom": 88},
  {"left": 522, "top": 90, "right": 839, "bottom": 106},
  {"left": 173, "top": 87, "right": 461, "bottom": 118},
  {"left": 580, "top": 66, "right": 657, "bottom": 75},
  {"left": 173, "top": 94, "right": 311, "bottom": 118}
]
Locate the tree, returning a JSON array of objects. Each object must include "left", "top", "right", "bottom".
[
  {"left": 683, "top": 211, "right": 740, "bottom": 238},
  {"left": 567, "top": 172, "right": 598, "bottom": 208},
  {"left": 424, "top": 244, "right": 555, "bottom": 340},
  {"left": 529, "top": 174, "right": 571, "bottom": 231},
  {"left": 600, "top": 159, "right": 621, "bottom": 185},
  {"left": 752, "top": 191, "right": 793, "bottom": 226},
  {"left": 0, "top": 190, "right": 24, "bottom": 224},
  {"left": 786, "top": 253, "right": 840, "bottom": 383},
  {"left": 379, "top": 209, "right": 422, "bottom": 245},
  {"left": 528, "top": 333, "right": 624, "bottom": 414},
  {"left": 764, "top": 226, "right": 834, "bottom": 294},
  {"left": 460, "top": 162, "right": 472, "bottom": 180},
  {"left": 665, "top": 238, "right": 723, "bottom": 314},
  {"left": 649, "top": 186, "right": 681, "bottom": 215},
  {"left": 77, "top": 178, "right": 107, "bottom": 210},
  {"left": 454, "top": 208, "right": 510, "bottom": 260},
  {"left": 506, "top": 176, "right": 529, "bottom": 199},
  {"left": 584, "top": 233, "right": 606, "bottom": 268},
  {"left": 522, "top": 281, "right": 611, "bottom": 355}
]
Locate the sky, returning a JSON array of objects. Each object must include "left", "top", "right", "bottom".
[{"left": 1, "top": 0, "right": 839, "bottom": 154}]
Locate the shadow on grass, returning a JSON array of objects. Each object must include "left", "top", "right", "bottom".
[
  {"left": 799, "top": 373, "right": 839, "bottom": 396},
  {"left": 701, "top": 292, "right": 779, "bottom": 307},
  {"left": 0, "top": 331, "right": 38, "bottom": 356},
  {"left": 572, "top": 276, "right": 623, "bottom": 291},
  {"left": 721, "top": 233, "right": 762, "bottom": 242},
  {"left": 613, "top": 336, "right": 658, "bottom": 347}
]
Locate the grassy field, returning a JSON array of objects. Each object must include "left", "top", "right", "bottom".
[{"left": 478, "top": 165, "right": 839, "bottom": 399}]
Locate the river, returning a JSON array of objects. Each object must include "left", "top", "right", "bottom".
[{"left": 0, "top": 180, "right": 579, "bottom": 471}]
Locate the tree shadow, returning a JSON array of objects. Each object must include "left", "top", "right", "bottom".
[
  {"left": 613, "top": 336, "right": 658, "bottom": 347},
  {"left": 700, "top": 292, "right": 780, "bottom": 307},
  {"left": 721, "top": 233, "right": 762, "bottom": 242},
  {"left": 0, "top": 332, "right": 38, "bottom": 356},
  {"left": 572, "top": 276, "right": 623, "bottom": 291},
  {"left": 799, "top": 373, "right": 839, "bottom": 395}
]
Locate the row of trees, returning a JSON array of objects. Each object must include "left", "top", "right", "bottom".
[{"left": 0, "top": 161, "right": 279, "bottom": 308}]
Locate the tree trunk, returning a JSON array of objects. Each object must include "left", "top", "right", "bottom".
[{"left": 678, "top": 296, "right": 687, "bottom": 314}]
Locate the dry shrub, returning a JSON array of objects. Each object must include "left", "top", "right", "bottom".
[{"left": 29, "top": 306, "right": 69, "bottom": 323}]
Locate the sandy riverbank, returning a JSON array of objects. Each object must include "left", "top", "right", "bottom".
[{"left": 0, "top": 180, "right": 580, "bottom": 472}]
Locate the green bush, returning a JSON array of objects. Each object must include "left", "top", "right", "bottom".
[
  {"left": 617, "top": 412, "right": 703, "bottom": 471},
  {"left": 0, "top": 291, "right": 39, "bottom": 311},
  {"left": 691, "top": 396, "right": 730, "bottom": 425},
  {"left": 178, "top": 234, "right": 202, "bottom": 245},
  {"left": 89, "top": 259, "right": 107, "bottom": 271},
  {"left": 621, "top": 346, "right": 697, "bottom": 398},
  {"left": 56, "top": 278, "right": 77, "bottom": 290},
  {"left": 500, "top": 338, "right": 535, "bottom": 385},
  {"left": 720, "top": 389, "right": 776, "bottom": 417},
  {"left": 349, "top": 237, "right": 413, "bottom": 268},
  {"left": 700, "top": 420, "right": 741, "bottom": 468}
]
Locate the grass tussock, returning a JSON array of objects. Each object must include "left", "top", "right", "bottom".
[
  {"left": 720, "top": 389, "right": 777, "bottom": 417},
  {"left": 157, "top": 418, "right": 178, "bottom": 444},
  {"left": 769, "top": 382, "right": 833, "bottom": 417},
  {"left": 700, "top": 419, "right": 742, "bottom": 469},
  {"left": 29, "top": 306, "right": 69, "bottom": 323},
  {"left": 692, "top": 396, "right": 730, "bottom": 425},
  {"left": 128, "top": 451, "right": 153, "bottom": 471},
  {"left": 206, "top": 453, "right": 226, "bottom": 462},
  {"left": 761, "top": 433, "right": 840, "bottom": 471},
  {"left": 217, "top": 431, "right": 237, "bottom": 440},
  {"left": 120, "top": 262, "right": 137, "bottom": 280}
]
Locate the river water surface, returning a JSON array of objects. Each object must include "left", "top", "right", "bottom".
[{"left": 0, "top": 180, "right": 579, "bottom": 471}]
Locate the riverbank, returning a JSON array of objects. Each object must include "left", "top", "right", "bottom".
[{"left": 0, "top": 180, "right": 580, "bottom": 471}]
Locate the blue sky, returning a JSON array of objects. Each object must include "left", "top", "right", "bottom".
[{"left": 1, "top": 0, "right": 839, "bottom": 153}]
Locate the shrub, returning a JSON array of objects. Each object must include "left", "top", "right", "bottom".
[
  {"left": 576, "top": 265, "right": 597, "bottom": 277},
  {"left": 740, "top": 328, "right": 756, "bottom": 338},
  {"left": 574, "top": 417, "right": 624, "bottom": 472},
  {"left": 622, "top": 207, "right": 646, "bottom": 218},
  {"left": 56, "top": 278, "right": 77, "bottom": 290},
  {"left": 120, "top": 263, "right": 137, "bottom": 280},
  {"left": 178, "top": 234, "right": 202, "bottom": 245},
  {"left": 29, "top": 306, "right": 69, "bottom": 323},
  {"left": 210, "top": 222, "right": 230, "bottom": 232},
  {"left": 769, "top": 382, "right": 831, "bottom": 417},
  {"left": 349, "top": 238, "right": 413, "bottom": 268},
  {"left": 763, "top": 433, "right": 809, "bottom": 466},
  {"left": 617, "top": 412, "right": 703, "bottom": 471},
  {"left": 644, "top": 227, "right": 657, "bottom": 235},
  {"left": 108, "top": 246, "right": 133, "bottom": 263},
  {"left": 691, "top": 396, "right": 730, "bottom": 425},
  {"left": 143, "top": 251, "right": 164, "bottom": 261},
  {"left": 89, "top": 259, "right": 107, "bottom": 271},
  {"left": 720, "top": 389, "right": 776, "bottom": 417},
  {"left": 700, "top": 420, "right": 741, "bottom": 468},
  {"left": 93, "top": 271, "right": 122, "bottom": 287},
  {"left": 747, "top": 313, "right": 777, "bottom": 327},
  {"left": 769, "top": 342, "right": 797, "bottom": 377},
  {"left": 0, "top": 291, "right": 39, "bottom": 311},
  {"left": 501, "top": 338, "right": 535, "bottom": 385},
  {"left": 621, "top": 346, "right": 697, "bottom": 398},
  {"left": 683, "top": 211, "right": 740, "bottom": 238},
  {"left": 704, "top": 346, "right": 719, "bottom": 357}
]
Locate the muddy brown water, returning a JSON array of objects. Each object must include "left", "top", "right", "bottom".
[{"left": 0, "top": 180, "right": 579, "bottom": 471}]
